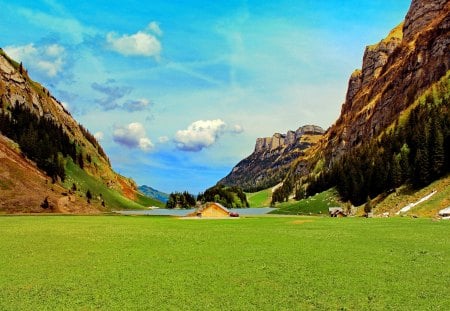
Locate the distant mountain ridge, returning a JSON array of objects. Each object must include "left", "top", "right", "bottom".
[
  {"left": 219, "top": 125, "right": 324, "bottom": 192},
  {"left": 138, "top": 185, "right": 169, "bottom": 203}
]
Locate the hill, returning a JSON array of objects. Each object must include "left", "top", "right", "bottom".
[
  {"left": 138, "top": 185, "right": 169, "bottom": 203},
  {"left": 0, "top": 49, "right": 156, "bottom": 212}
]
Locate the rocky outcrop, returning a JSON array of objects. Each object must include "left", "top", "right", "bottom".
[
  {"left": 403, "top": 0, "right": 448, "bottom": 42},
  {"left": 328, "top": 0, "right": 449, "bottom": 159},
  {"left": 255, "top": 125, "right": 324, "bottom": 152},
  {"left": 361, "top": 23, "right": 403, "bottom": 88},
  {"left": 219, "top": 125, "right": 324, "bottom": 191}
]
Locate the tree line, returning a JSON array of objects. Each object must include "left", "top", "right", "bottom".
[
  {"left": 0, "top": 102, "right": 77, "bottom": 182},
  {"left": 198, "top": 184, "right": 249, "bottom": 208},
  {"left": 165, "top": 185, "right": 249, "bottom": 209},
  {"left": 166, "top": 191, "right": 196, "bottom": 209}
]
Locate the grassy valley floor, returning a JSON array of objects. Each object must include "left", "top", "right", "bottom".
[{"left": 0, "top": 216, "right": 449, "bottom": 310}]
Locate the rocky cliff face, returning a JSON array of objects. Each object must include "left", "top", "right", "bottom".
[
  {"left": 325, "top": 0, "right": 449, "bottom": 160},
  {"left": 255, "top": 125, "right": 324, "bottom": 152},
  {"left": 219, "top": 125, "right": 324, "bottom": 191}
]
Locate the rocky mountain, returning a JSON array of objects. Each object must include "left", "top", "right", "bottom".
[
  {"left": 325, "top": 0, "right": 449, "bottom": 159},
  {"left": 271, "top": 0, "right": 450, "bottom": 205},
  {"left": 219, "top": 0, "right": 449, "bottom": 210},
  {"left": 0, "top": 49, "right": 152, "bottom": 212},
  {"left": 219, "top": 125, "right": 324, "bottom": 191}
]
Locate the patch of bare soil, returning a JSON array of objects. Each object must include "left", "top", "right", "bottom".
[{"left": 0, "top": 135, "right": 101, "bottom": 214}]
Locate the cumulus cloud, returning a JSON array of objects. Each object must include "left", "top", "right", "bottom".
[
  {"left": 113, "top": 122, "right": 153, "bottom": 152},
  {"left": 91, "top": 81, "right": 132, "bottom": 110},
  {"left": 4, "top": 43, "right": 66, "bottom": 77},
  {"left": 174, "top": 119, "right": 226, "bottom": 152},
  {"left": 106, "top": 22, "right": 162, "bottom": 58}
]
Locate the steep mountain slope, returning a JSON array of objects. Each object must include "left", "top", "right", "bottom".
[
  {"left": 323, "top": 0, "right": 449, "bottom": 160},
  {"left": 0, "top": 49, "right": 152, "bottom": 212},
  {"left": 219, "top": 125, "right": 324, "bottom": 191},
  {"left": 275, "top": 0, "right": 450, "bottom": 206},
  {"left": 0, "top": 134, "right": 93, "bottom": 213}
]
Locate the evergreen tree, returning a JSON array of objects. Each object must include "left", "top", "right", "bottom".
[
  {"left": 389, "top": 154, "right": 402, "bottom": 189},
  {"left": 429, "top": 121, "right": 445, "bottom": 179}
]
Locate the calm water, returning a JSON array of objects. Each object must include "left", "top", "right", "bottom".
[{"left": 115, "top": 207, "right": 277, "bottom": 216}]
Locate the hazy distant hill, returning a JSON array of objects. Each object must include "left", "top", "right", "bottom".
[{"left": 138, "top": 185, "right": 169, "bottom": 203}]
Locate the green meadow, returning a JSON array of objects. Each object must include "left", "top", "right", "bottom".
[
  {"left": 0, "top": 216, "right": 449, "bottom": 310},
  {"left": 271, "top": 188, "right": 342, "bottom": 215},
  {"left": 246, "top": 188, "right": 272, "bottom": 207}
]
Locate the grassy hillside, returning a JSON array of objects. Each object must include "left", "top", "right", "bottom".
[
  {"left": 64, "top": 159, "right": 159, "bottom": 210},
  {"left": 246, "top": 188, "right": 272, "bottom": 207},
  {"left": 375, "top": 174, "right": 450, "bottom": 217},
  {"left": 0, "top": 216, "right": 449, "bottom": 310},
  {"left": 270, "top": 188, "right": 341, "bottom": 215}
]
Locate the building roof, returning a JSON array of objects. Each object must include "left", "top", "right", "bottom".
[
  {"left": 188, "top": 202, "right": 230, "bottom": 217},
  {"left": 200, "top": 202, "right": 229, "bottom": 213}
]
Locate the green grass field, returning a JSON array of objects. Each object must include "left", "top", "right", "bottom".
[
  {"left": 246, "top": 188, "right": 272, "bottom": 207},
  {"left": 271, "top": 188, "right": 342, "bottom": 215},
  {"left": 0, "top": 216, "right": 449, "bottom": 310}
]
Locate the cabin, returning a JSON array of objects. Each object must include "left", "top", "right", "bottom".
[
  {"left": 328, "top": 207, "right": 346, "bottom": 218},
  {"left": 190, "top": 202, "right": 230, "bottom": 218}
]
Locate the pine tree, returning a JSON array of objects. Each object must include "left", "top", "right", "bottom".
[
  {"left": 429, "top": 121, "right": 445, "bottom": 179},
  {"left": 390, "top": 154, "right": 402, "bottom": 189}
]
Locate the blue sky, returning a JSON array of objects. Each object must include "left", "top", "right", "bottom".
[{"left": 0, "top": 0, "right": 411, "bottom": 194}]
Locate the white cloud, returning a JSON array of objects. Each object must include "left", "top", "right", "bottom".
[
  {"left": 174, "top": 119, "right": 226, "bottom": 152},
  {"left": 106, "top": 22, "right": 162, "bottom": 58},
  {"left": 4, "top": 43, "right": 66, "bottom": 77},
  {"left": 147, "top": 21, "right": 163, "bottom": 36},
  {"left": 231, "top": 124, "right": 244, "bottom": 134},
  {"left": 94, "top": 131, "right": 104, "bottom": 141},
  {"left": 138, "top": 137, "right": 153, "bottom": 151},
  {"left": 113, "top": 122, "right": 154, "bottom": 152}
]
